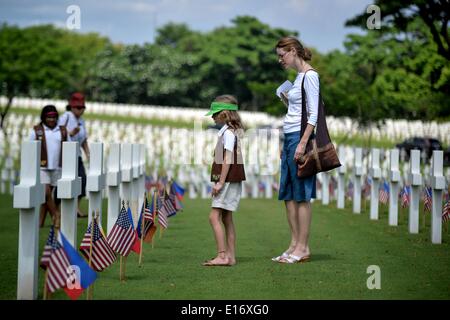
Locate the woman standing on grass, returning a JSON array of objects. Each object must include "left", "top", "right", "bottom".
[{"left": 272, "top": 36, "right": 319, "bottom": 264}]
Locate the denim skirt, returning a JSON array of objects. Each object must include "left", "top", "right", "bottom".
[{"left": 278, "top": 131, "right": 316, "bottom": 202}]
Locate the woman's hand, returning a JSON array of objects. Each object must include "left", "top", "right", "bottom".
[
  {"left": 280, "top": 92, "right": 288, "bottom": 107},
  {"left": 294, "top": 142, "right": 306, "bottom": 162},
  {"left": 212, "top": 182, "right": 224, "bottom": 197}
]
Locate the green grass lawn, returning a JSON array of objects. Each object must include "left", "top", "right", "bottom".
[{"left": 0, "top": 193, "right": 449, "bottom": 300}]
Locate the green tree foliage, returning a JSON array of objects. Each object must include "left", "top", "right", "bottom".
[
  {"left": 1, "top": 13, "right": 448, "bottom": 124},
  {"left": 319, "top": 11, "right": 449, "bottom": 124},
  {"left": 0, "top": 24, "right": 109, "bottom": 134},
  {"left": 345, "top": 0, "right": 450, "bottom": 60}
]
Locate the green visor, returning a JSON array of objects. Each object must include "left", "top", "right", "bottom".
[{"left": 205, "top": 102, "right": 238, "bottom": 116}]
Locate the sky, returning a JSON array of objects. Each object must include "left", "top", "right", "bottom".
[{"left": 0, "top": 0, "right": 375, "bottom": 53}]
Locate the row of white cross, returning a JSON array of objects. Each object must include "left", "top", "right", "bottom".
[
  {"left": 3, "top": 96, "right": 449, "bottom": 145},
  {"left": 318, "top": 147, "right": 446, "bottom": 244},
  {"left": 13, "top": 140, "right": 146, "bottom": 300}
]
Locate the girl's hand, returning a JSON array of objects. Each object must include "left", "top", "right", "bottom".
[
  {"left": 212, "top": 182, "right": 224, "bottom": 197},
  {"left": 70, "top": 126, "right": 80, "bottom": 137},
  {"left": 294, "top": 142, "right": 306, "bottom": 162}
]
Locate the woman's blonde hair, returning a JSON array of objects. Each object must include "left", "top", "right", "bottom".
[
  {"left": 213, "top": 94, "right": 245, "bottom": 132},
  {"left": 276, "top": 36, "right": 312, "bottom": 61}
]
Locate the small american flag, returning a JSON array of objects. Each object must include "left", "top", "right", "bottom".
[
  {"left": 400, "top": 185, "right": 411, "bottom": 208},
  {"left": 46, "top": 239, "right": 71, "bottom": 293},
  {"left": 442, "top": 199, "right": 450, "bottom": 223},
  {"left": 362, "top": 177, "right": 371, "bottom": 199},
  {"left": 158, "top": 196, "right": 169, "bottom": 229},
  {"left": 422, "top": 186, "right": 432, "bottom": 212},
  {"left": 379, "top": 181, "right": 389, "bottom": 205},
  {"left": 80, "top": 217, "right": 116, "bottom": 272},
  {"left": 40, "top": 225, "right": 57, "bottom": 269},
  {"left": 169, "top": 193, "right": 183, "bottom": 211},
  {"left": 107, "top": 204, "right": 135, "bottom": 256},
  {"left": 163, "top": 196, "right": 177, "bottom": 218},
  {"left": 346, "top": 181, "right": 354, "bottom": 200},
  {"left": 143, "top": 194, "right": 157, "bottom": 243}
]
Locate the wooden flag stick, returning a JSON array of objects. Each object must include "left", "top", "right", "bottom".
[
  {"left": 119, "top": 256, "right": 123, "bottom": 281},
  {"left": 423, "top": 210, "right": 426, "bottom": 229},
  {"left": 87, "top": 211, "right": 96, "bottom": 300},
  {"left": 122, "top": 256, "right": 127, "bottom": 282},
  {"left": 138, "top": 194, "right": 146, "bottom": 267},
  {"left": 43, "top": 269, "right": 49, "bottom": 300},
  {"left": 153, "top": 189, "right": 158, "bottom": 247}
]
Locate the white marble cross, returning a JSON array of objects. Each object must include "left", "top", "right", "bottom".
[
  {"left": 408, "top": 150, "right": 422, "bottom": 234},
  {"left": 120, "top": 143, "right": 133, "bottom": 215},
  {"left": 13, "top": 141, "right": 45, "bottom": 300},
  {"left": 388, "top": 149, "right": 401, "bottom": 226},
  {"left": 353, "top": 148, "right": 363, "bottom": 214},
  {"left": 107, "top": 143, "right": 122, "bottom": 234},
  {"left": 87, "top": 142, "right": 105, "bottom": 224},
  {"left": 321, "top": 172, "right": 330, "bottom": 205},
  {"left": 337, "top": 146, "right": 346, "bottom": 209},
  {"left": 57, "top": 142, "right": 81, "bottom": 247},
  {"left": 131, "top": 143, "right": 140, "bottom": 223},
  {"left": 430, "top": 150, "right": 445, "bottom": 244},
  {"left": 369, "top": 148, "right": 381, "bottom": 220}
]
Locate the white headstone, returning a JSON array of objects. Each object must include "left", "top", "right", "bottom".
[
  {"left": 107, "top": 143, "right": 121, "bottom": 235},
  {"left": 337, "top": 146, "right": 346, "bottom": 209},
  {"left": 321, "top": 172, "right": 330, "bottom": 205},
  {"left": 389, "top": 149, "right": 401, "bottom": 226},
  {"left": 13, "top": 141, "right": 45, "bottom": 300},
  {"left": 120, "top": 143, "right": 133, "bottom": 211},
  {"left": 131, "top": 144, "right": 140, "bottom": 223},
  {"left": 86, "top": 142, "right": 105, "bottom": 224},
  {"left": 353, "top": 148, "right": 363, "bottom": 214},
  {"left": 369, "top": 148, "right": 381, "bottom": 220},
  {"left": 408, "top": 150, "right": 422, "bottom": 234},
  {"left": 57, "top": 142, "right": 81, "bottom": 247},
  {"left": 430, "top": 151, "right": 445, "bottom": 244}
]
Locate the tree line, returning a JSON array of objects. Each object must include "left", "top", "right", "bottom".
[{"left": 1, "top": 0, "right": 448, "bottom": 129}]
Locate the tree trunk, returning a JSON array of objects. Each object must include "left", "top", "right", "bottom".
[{"left": 0, "top": 95, "right": 13, "bottom": 138}]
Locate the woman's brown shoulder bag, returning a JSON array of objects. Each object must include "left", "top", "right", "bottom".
[{"left": 296, "top": 69, "right": 341, "bottom": 178}]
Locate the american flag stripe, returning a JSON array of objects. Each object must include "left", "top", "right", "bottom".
[
  {"left": 108, "top": 226, "right": 134, "bottom": 255},
  {"left": 423, "top": 187, "right": 432, "bottom": 212},
  {"left": 40, "top": 244, "right": 52, "bottom": 269},
  {"left": 379, "top": 182, "right": 389, "bottom": 205},
  {"left": 164, "top": 198, "right": 177, "bottom": 217},
  {"left": 40, "top": 226, "right": 56, "bottom": 269},
  {"left": 80, "top": 234, "right": 116, "bottom": 271},
  {"left": 80, "top": 219, "right": 116, "bottom": 271},
  {"left": 46, "top": 247, "right": 71, "bottom": 293},
  {"left": 443, "top": 200, "right": 450, "bottom": 223},
  {"left": 158, "top": 205, "right": 169, "bottom": 229},
  {"left": 106, "top": 205, "right": 135, "bottom": 256}
]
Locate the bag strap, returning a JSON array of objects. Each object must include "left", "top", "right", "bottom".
[{"left": 300, "top": 68, "right": 318, "bottom": 139}]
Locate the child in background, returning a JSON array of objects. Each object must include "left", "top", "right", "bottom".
[
  {"left": 30, "top": 105, "right": 68, "bottom": 228},
  {"left": 202, "top": 95, "right": 246, "bottom": 266}
]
